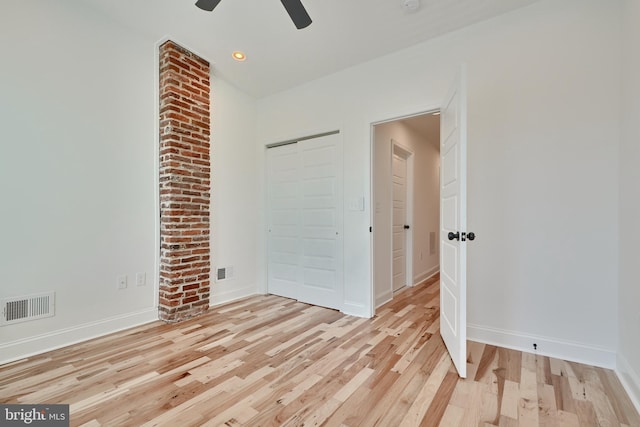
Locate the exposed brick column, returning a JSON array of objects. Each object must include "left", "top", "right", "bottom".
[{"left": 158, "top": 41, "right": 210, "bottom": 322}]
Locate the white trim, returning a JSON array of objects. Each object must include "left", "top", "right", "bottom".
[
  {"left": 342, "top": 301, "right": 368, "bottom": 318},
  {"left": 375, "top": 291, "right": 393, "bottom": 308},
  {"left": 616, "top": 353, "right": 640, "bottom": 414},
  {"left": 368, "top": 122, "right": 376, "bottom": 318},
  {"left": 210, "top": 286, "right": 257, "bottom": 307},
  {"left": 413, "top": 266, "right": 440, "bottom": 286},
  {"left": 0, "top": 308, "right": 158, "bottom": 366},
  {"left": 468, "top": 323, "right": 617, "bottom": 369},
  {"left": 369, "top": 104, "right": 443, "bottom": 129}
]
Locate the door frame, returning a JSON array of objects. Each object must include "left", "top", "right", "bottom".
[
  {"left": 391, "top": 141, "right": 414, "bottom": 292},
  {"left": 370, "top": 107, "right": 440, "bottom": 315}
]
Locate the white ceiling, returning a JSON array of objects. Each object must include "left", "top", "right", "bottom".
[{"left": 83, "top": 0, "right": 540, "bottom": 98}]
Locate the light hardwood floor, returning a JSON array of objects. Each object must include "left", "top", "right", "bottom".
[{"left": 1, "top": 275, "right": 638, "bottom": 426}]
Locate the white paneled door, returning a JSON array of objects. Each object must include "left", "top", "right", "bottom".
[
  {"left": 440, "top": 68, "right": 468, "bottom": 378},
  {"left": 392, "top": 152, "right": 408, "bottom": 292},
  {"left": 267, "top": 143, "right": 300, "bottom": 301},
  {"left": 267, "top": 133, "right": 343, "bottom": 311}
]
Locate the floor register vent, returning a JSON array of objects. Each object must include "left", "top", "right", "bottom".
[{"left": 1, "top": 292, "right": 55, "bottom": 326}]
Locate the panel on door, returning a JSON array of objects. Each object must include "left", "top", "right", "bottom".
[
  {"left": 392, "top": 153, "right": 407, "bottom": 292},
  {"left": 298, "top": 134, "right": 343, "bottom": 310},
  {"left": 440, "top": 68, "right": 468, "bottom": 378},
  {"left": 267, "top": 144, "right": 300, "bottom": 301}
]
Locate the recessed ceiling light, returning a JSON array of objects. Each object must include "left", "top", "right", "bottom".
[{"left": 232, "top": 51, "right": 246, "bottom": 61}]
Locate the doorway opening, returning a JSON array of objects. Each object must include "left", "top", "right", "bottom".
[{"left": 372, "top": 111, "right": 441, "bottom": 310}]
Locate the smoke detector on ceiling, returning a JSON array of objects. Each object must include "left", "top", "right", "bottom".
[{"left": 403, "top": 0, "right": 420, "bottom": 13}]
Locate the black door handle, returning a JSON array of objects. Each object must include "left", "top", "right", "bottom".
[
  {"left": 448, "top": 231, "right": 459, "bottom": 241},
  {"left": 404, "top": 225, "right": 410, "bottom": 230},
  {"left": 467, "top": 232, "right": 476, "bottom": 241}
]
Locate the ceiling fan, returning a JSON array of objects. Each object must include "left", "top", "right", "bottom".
[{"left": 195, "top": 0, "right": 312, "bottom": 29}]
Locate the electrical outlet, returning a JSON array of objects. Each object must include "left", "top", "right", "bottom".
[
  {"left": 117, "top": 275, "right": 127, "bottom": 290},
  {"left": 136, "top": 272, "right": 146, "bottom": 287}
]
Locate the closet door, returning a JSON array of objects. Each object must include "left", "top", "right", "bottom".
[
  {"left": 267, "top": 143, "right": 301, "bottom": 301},
  {"left": 298, "top": 134, "right": 343, "bottom": 310},
  {"left": 266, "top": 133, "right": 343, "bottom": 310}
]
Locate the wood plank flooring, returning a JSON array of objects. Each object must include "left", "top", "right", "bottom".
[{"left": 1, "top": 275, "right": 638, "bottom": 426}]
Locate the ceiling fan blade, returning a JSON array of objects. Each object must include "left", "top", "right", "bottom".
[
  {"left": 280, "top": 0, "right": 312, "bottom": 29},
  {"left": 195, "top": 0, "right": 222, "bottom": 12}
]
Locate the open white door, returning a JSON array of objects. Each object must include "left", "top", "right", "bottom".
[{"left": 440, "top": 67, "right": 468, "bottom": 378}]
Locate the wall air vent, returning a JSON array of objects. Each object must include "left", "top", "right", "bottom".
[
  {"left": 1, "top": 292, "right": 55, "bottom": 326},
  {"left": 216, "top": 266, "right": 234, "bottom": 282}
]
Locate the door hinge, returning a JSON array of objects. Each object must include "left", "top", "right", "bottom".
[{"left": 369, "top": 226, "right": 372, "bottom": 232}]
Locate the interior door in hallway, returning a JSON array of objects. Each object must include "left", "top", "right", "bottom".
[{"left": 392, "top": 149, "right": 409, "bottom": 292}]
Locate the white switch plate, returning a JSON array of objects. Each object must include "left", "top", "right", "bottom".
[
  {"left": 117, "top": 275, "right": 127, "bottom": 290},
  {"left": 136, "top": 272, "right": 146, "bottom": 287},
  {"left": 348, "top": 197, "right": 365, "bottom": 211}
]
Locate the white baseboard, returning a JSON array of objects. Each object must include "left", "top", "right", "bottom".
[
  {"left": 342, "top": 301, "right": 369, "bottom": 318},
  {"left": 413, "top": 266, "right": 439, "bottom": 286},
  {"left": 374, "top": 268, "right": 439, "bottom": 310},
  {"left": 468, "top": 323, "right": 616, "bottom": 369},
  {"left": 616, "top": 353, "right": 640, "bottom": 414},
  {"left": 0, "top": 308, "right": 158, "bottom": 366},
  {"left": 375, "top": 290, "right": 392, "bottom": 308},
  {"left": 210, "top": 284, "right": 256, "bottom": 307}
]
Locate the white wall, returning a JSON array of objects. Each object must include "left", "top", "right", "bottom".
[
  {"left": 618, "top": 0, "right": 640, "bottom": 410},
  {"left": 0, "top": 0, "right": 157, "bottom": 363},
  {"left": 373, "top": 126, "right": 393, "bottom": 306},
  {"left": 466, "top": 0, "right": 621, "bottom": 366},
  {"left": 256, "top": 0, "right": 621, "bottom": 365},
  {"left": 0, "top": 0, "right": 259, "bottom": 364},
  {"left": 210, "top": 78, "right": 259, "bottom": 304},
  {"left": 399, "top": 125, "right": 439, "bottom": 283},
  {"left": 373, "top": 120, "right": 439, "bottom": 306},
  {"left": 1, "top": 0, "right": 632, "bottom": 392}
]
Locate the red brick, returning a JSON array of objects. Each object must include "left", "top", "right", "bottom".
[{"left": 159, "top": 40, "right": 210, "bottom": 323}]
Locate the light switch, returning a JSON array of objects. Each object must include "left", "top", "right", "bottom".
[{"left": 348, "top": 197, "right": 365, "bottom": 211}]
